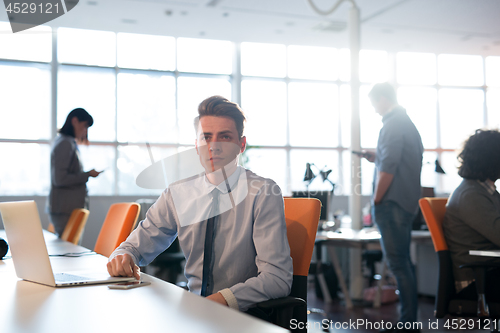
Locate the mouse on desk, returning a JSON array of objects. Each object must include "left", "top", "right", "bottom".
[
  {"left": 335, "top": 229, "right": 342, "bottom": 233},
  {"left": 0, "top": 237, "right": 8, "bottom": 260}
]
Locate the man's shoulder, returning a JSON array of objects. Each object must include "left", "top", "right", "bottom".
[
  {"left": 243, "top": 168, "right": 278, "bottom": 186},
  {"left": 168, "top": 172, "right": 204, "bottom": 188}
]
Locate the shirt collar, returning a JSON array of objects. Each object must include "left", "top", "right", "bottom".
[
  {"left": 477, "top": 179, "right": 496, "bottom": 195},
  {"left": 382, "top": 105, "right": 403, "bottom": 123},
  {"left": 203, "top": 166, "right": 242, "bottom": 194}
]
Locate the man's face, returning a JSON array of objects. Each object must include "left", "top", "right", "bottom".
[
  {"left": 370, "top": 96, "right": 390, "bottom": 116},
  {"left": 195, "top": 116, "right": 246, "bottom": 174}
]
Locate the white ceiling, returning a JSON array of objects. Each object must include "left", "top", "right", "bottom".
[{"left": 2, "top": 0, "right": 500, "bottom": 56}]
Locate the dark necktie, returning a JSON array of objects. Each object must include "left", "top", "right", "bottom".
[{"left": 201, "top": 189, "right": 219, "bottom": 297}]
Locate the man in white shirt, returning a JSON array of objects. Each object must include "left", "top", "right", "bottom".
[{"left": 107, "top": 95, "right": 293, "bottom": 315}]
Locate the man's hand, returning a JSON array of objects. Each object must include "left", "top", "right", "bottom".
[
  {"left": 363, "top": 151, "right": 376, "bottom": 163},
  {"left": 107, "top": 254, "right": 140, "bottom": 280},
  {"left": 206, "top": 292, "right": 228, "bottom": 306},
  {"left": 374, "top": 171, "right": 394, "bottom": 205}
]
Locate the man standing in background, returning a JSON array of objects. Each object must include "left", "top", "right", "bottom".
[{"left": 362, "top": 83, "right": 423, "bottom": 332}]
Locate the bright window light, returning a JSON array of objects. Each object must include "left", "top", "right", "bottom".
[
  {"left": 288, "top": 45, "right": 338, "bottom": 80},
  {"left": 0, "top": 63, "right": 51, "bottom": 140},
  {"left": 58, "top": 66, "right": 116, "bottom": 142},
  {"left": 243, "top": 148, "right": 287, "bottom": 194},
  {"left": 486, "top": 56, "right": 500, "bottom": 87},
  {"left": 0, "top": 143, "right": 50, "bottom": 195},
  {"left": 177, "top": 77, "right": 231, "bottom": 145},
  {"left": 0, "top": 22, "right": 52, "bottom": 62},
  {"left": 398, "top": 87, "right": 438, "bottom": 149},
  {"left": 241, "top": 79, "right": 287, "bottom": 146},
  {"left": 241, "top": 42, "right": 286, "bottom": 78},
  {"left": 360, "top": 50, "right": 388, "bottom": 83},
  {"left": 487, "top": 88, "right": 500, "bottom": 129},
  {"left": 440, "top": 151, "right": 462, "bottom": 194},
  {"left": 117, "top": 145, "right": 175, "bottom": 195},
  {"left": 117, "top": 72, "right": 176, "bottom": 143},
  {"left": 58, "top": 27, "right": 116, "bottom": 67},
  {"left": 288, "top": 82, "right": 338, "bottom": 147},
  {"left": 438, "top": 54, "right": 484, "bottom": 86},
  {"left": 117, "top": 33, "right": 175, "bottom": 71},
  {"left": 360, "top": 85, "right": 383, "bottom": 148},
  {"left": 439, "top": 88, "right": 484, "bottom": 149},
  {"left": 397, "top": 52, "right": 437, "bottom": 85},
  {"left": 177, "top": 38, "right": 232, "bottom": 74},
  {"left": 361, "top": 157, "right": 375, "bottom": 196},
  {"left": 79, "top": 145, "right": 115, "bottom": 195}
]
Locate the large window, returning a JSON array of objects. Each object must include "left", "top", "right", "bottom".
[{"left": 0, "top": 23, "right": 497, "bottom": 197}]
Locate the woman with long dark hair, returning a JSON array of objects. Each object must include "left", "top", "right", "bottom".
[{"left": 47, "top": 108, "right": 102, "bottom": 236}]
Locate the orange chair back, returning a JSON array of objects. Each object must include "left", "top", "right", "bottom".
[
  {"left": 61, "top": 208, "right": 89, "bottom": 245},
  {"left": 94, "top": 203, "right": 140, "bottom": 257},
  {"left": 284, "top": 198, "right": 321, "bottom": 277},
  {"left": 419, "top": 197, "right": 448, "bottom": 252}
]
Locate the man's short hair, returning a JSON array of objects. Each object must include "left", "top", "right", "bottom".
[
  {"left": 458, "top": 129, "right": 500, "bottom": 181},
  {"left": 194, "top": 95, "right": 246, "bottom": 138},
  {"left": 368, "top": 82, "right": 397, "bottom": 103}
]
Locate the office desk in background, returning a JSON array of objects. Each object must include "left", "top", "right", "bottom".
[
  {"left": 315, "top": 228, "right": 432, "bottom": 309},
  {"left": 0, "top": 230, "right": 287, "bottom": 333}
]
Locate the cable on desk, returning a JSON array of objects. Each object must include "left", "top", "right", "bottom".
[{"left": 49, "top": 251, "right": 97, "bottom": 257}]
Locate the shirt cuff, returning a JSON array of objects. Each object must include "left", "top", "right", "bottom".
[{"left": 218, "top": 288, "right": 238, "bottom": 310}]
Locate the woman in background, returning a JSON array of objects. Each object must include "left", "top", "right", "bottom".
[
  {"left": 443, "top": 129, "right": 500, "bottom": 301},
  {"left": 47, "top": 108, "right": 102, "bottom": 236}
]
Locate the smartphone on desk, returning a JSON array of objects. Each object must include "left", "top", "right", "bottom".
[{"left": 108, "top": 281, "right": 151, "bottom": 290}]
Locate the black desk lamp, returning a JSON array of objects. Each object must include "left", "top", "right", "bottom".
[{"left": 435, "top": 159, "right": 446, "bottom": 174}]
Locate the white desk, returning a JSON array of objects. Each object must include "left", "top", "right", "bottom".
[
  {"left": 315, "top": 228, "right": 431, "bottom": 309},
  {"left": 470, "top": 250, "right": 500, "bottom": 257},
  {"left": 0, "top": 231, "right": 288, "bottom": 333}
]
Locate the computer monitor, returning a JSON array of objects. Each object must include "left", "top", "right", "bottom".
[{"left": 292, "top": 190, "right": 333, "bottom": 221}]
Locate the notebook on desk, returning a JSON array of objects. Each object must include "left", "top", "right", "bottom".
[{"left": 0, "top": 200, "right": 136, "bottom": 287}]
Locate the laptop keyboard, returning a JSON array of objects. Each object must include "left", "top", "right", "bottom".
[{"left": 54, "top": 273, "right": 93, "bottom": 282}]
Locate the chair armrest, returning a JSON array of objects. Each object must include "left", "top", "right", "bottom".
[
  {"left": 256, "top": 296, "right": 306, "bottom": 310},
  {"left": 459, "top": 263, "right": 500, "bottom": 269}
]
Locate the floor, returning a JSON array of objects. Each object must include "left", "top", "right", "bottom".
[{"left": 305, "top": 283, "right": 485, "bottom": 333}]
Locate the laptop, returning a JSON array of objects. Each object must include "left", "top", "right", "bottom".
[{"left": 0, "top": 200, "right": 136, "bottom": 287}]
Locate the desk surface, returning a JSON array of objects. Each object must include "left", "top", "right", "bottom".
[
  {"left": 316, "top": 227, "right": 430, "bottom": 245},
  {"left": 470, "top": 250, "right": 500, "bottom": 257},
  {"left": 0, "top": 230, "right": 287, "bottom": 333}
]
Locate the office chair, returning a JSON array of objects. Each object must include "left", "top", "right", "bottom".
[
  {"left": 257, "top": 198, "right": 321, "bottom": 333},
  {"left": 61, "top": 208, "right": 90, "bottom": 245},
  {"left": 47, "top": 208, "right": 89, "bottom": 245},
  {"left": 419, "top": 197, "right": 500, "bottom": 321},
  {"left": 94, "top": 203, "right": 141, "bottom": 257}
]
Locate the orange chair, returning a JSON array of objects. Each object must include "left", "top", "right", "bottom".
[
  {"left": 47, "top": 208, "right": 90, "bottom": 245},
  {"left": 419, "top": 197, "right": 500, "bottom": 319},
  {"left": 94, "top": 203, "right": 141, "bottom": 257},
  {"left": 61, "top": 208, "right": 90, "bottom": 245},
  {"left": 257, "top": 198, "right": 321, "bottom": 333}
]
